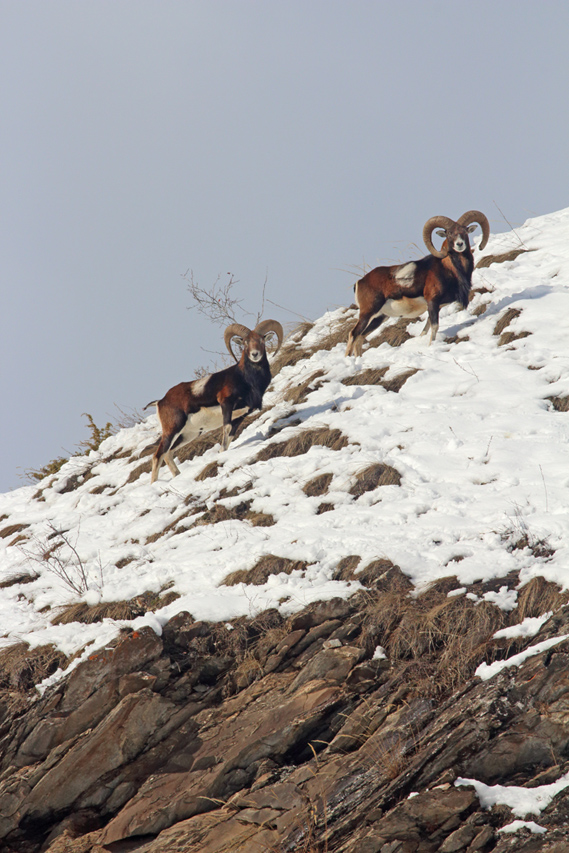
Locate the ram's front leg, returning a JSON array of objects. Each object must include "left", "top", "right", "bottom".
[
  {"left": 425, "top": 301, "right": 441, "bottom": 344},
  {"left": 220, "top": 400, "right": 235, "bottom": 451}
]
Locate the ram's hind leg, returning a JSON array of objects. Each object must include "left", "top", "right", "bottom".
[{"left": 346, "top": 312, "right": 385, "bottom": 356}]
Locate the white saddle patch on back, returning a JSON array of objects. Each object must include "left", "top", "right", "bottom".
[
  {"left": 394, "top": 262, "right": 417, "bottom": 285},
  {"left": 190, "top": 374, "right": 211, "bottom": 396}
]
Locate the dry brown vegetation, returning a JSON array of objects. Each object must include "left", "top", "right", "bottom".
[
  {"left": 367, "top": 318, "right": 415, "bottom": 349},
  {"left": 222, "top": 555, "right": 309, "bottom": 587},
  {"left": 254, "top": 427, "right": 350, "bottom": 463},
  {"left": 342, "top": 367, "right": 418, "bottom": 393},
  {"left": 303, "top": 473, "right": 333, "bottom": 498},
  {"left": 282, "top": 369, "right": 326, "bottom": 406},
  {"left": 493, "top": 307, "right": 531, "bottom": 347},
  {"left": 512, "top": 576, "right": 569, "bottom": 622},
  {"left": 547, "top": 395, "right": 569, "bottom": 412},
  {"left": 358, "top": 573, "right": 507, "bottom": 695},
  {"left": 50, "top": 589, "right": 181, "bottom": 626},
  {"left": 349, "top": 463, "right": 402, "bottom": 496},
  {"left": 476, "top": 248, "right": 530, "bottom": 268},
  {"left": 0, "top": 643, "right": 67, "bottom": 692}
]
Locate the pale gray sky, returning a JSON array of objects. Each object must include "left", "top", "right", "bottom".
[{"left": 1, "top": 0, "right": 568, "bottom": 492}]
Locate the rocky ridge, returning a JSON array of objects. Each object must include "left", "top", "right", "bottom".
[{"left": 2, "top": 581, "right": 569, "bottom": 852}]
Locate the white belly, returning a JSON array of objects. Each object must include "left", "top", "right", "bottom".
[
  {"left": 179, "top": 405, "right": 249, "bottom": 443},
  {"left": 382, "top": 296, "right": 428, "bottom": 319}
]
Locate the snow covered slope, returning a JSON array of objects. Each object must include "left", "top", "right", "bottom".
[{"left": 2, "top": 207, "right": 569, "bottom": 685}]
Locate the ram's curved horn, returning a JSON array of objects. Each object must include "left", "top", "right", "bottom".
[
  {"left": 423, "top": 215, "right": 457, "bottom": 258},
  {"left": 254, "top": 319, "right": 284, "bottom": 353},
  {"left": 457, "top": 210, "right": 490, "bottom": 251},
  {"left": 224, "top": 323, "right": 252, "bottom": 361}
]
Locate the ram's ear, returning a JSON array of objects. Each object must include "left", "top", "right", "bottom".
[
  {"left": 467, "top": 224, "right": 478, "bottom": 233},
  {"left": 436, "top": 229, "right": 446, "bottom": 238}
]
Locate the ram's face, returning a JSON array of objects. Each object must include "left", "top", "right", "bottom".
[
  {"left": 245, "top": 331, "right": 265, "bottom": 363},
  {"left": 445, "top": 223, "right": 471, "bottom": 254}
]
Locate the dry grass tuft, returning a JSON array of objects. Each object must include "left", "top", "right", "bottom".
[
  {"left": 332, "top": 554, "right": 362, "bottom": 581},
  {"left": 310, "top": 314, "right": 355, "bottom": 354},
  {"left": 358, "top": 572, "right": 506, "bottom": 694},
  {"left": 356, "top": 558, "right": 402, "bottom": 589},
  {"left": 349, "top": 463, "right": 401, "bottom": 496},
  {"left": 51, "top": 589, "right": 180, "bottom": 625},
  {"left": 303, "top": 472, "right": 333, "bottom": 497},
  {"left": 0, "top": 522, "right": 30, "bottom": 541},
  {"left": 493, "top": 307, "right": 522, "bottom": 337},
  {"left": 192, "top": 501, "right": 275, "bottom": 529},
  {"left": 387, "top": 589, "right": 506, "bottom": 693},
  {"left": 283, "top": 370, "right": 326, "bottom": 406},
  {"left": 0, "top": 572, "right": 38, "bottom": 589},
  {"left": 492, "top": 306, "right": 531, "bottom": 347},
  {"left": 222, "top": 555, "right": 308, "bottom": 587},
  {"left": 513, "top": 577, "right": 569, "bottom": 622},
  {"left": 342, "top": 367, "right": 388, "bottom": 387},
  {"left": 547, "top": 396, "right": 569, "bottom": 412},
  {"left": 342, "top": 367, "right": 418, "bottom": 391},
  {"left": 255, "top": 427, "right": 350, "bottom": 462},
  {"left": 316, "top": 502, "right": 334, "bottom": 515},
  {"left": 0, "top": 643, "right": 67, "bottom": 692},
  {"left": 476, "top": 248, "right": 530, "bottom": 268},
  {"left": 368, "top": 318, "right": 415, "bottom": 349},
  {"left": 196, "top": 461, "right": 219, "bottom": 481}
]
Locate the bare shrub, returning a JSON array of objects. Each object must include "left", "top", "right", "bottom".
[
  {"left": 19, "top": 524, "right": 103, "bottom": 597},
  {"left": 222, "top": 555, "right": 308, "bottom": 587}
]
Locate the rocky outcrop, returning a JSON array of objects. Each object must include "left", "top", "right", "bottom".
[{"left": 2, "top": 594, "right": 569, "bottom": 853}]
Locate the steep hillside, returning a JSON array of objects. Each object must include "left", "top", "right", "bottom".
[{"left": 1, "top": 208, "right": 569, "bottom": 852}]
